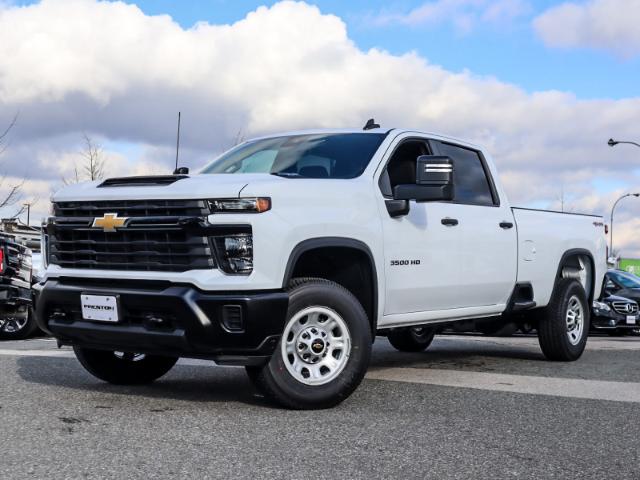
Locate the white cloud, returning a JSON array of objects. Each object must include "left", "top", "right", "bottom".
[
  {"left": 0, "top": 0, "right": 639, "bottom": 254},
  {"left": 534, "top": 0, "right": 640, "bottom": 58},
  {"left": 368, "top": 0, "right": 531, "bottom": 31}
]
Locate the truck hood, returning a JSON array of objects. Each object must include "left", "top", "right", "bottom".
[{"left": 52, "top": 173, "right": 289, "bottom": 202}]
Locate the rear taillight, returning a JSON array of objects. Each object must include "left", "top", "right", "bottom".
[{"left": 0, "top": 249, "right": 5, "bottom": 274}]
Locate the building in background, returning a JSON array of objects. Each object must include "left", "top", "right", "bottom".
[{"left": 618, "top": 258, "right": 640, "bottom": 275}]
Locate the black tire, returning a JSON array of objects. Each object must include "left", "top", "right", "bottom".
[
  {"left": 246, "top": 277, "right": 372, "bottom": 410},
  {"left": 73, "top": 347, "right": 178, "bottom": 385},
  {"left": 387, "top": 326, "right": 435, "bottom": 352},
  {"left": 0, "top": 307, "right": 38, "bottom": 340},
  {"left": 537, "top": 278, "right": 589, "bottom": 361}
]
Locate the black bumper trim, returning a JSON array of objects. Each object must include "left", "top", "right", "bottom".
[
  {"left": 35, "top": 279, "right": 289, "bottom": 365},
  {"left": 0, "top": 284, "right": 32, "bottom": 307}
]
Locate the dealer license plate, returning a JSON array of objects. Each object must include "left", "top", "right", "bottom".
[
  {"left": 626, "top": 315, "right": 637, "bottom": 325},
  {"left": 81, "top": 294, "right": 119, "bottom": 322}
]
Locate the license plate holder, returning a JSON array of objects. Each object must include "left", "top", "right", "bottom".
[
  {"left": 626, "top": 315, "right": 636, "bottom": 325},
  {"left": 81, "top": 294, "right": 119, "bottom": 322}
]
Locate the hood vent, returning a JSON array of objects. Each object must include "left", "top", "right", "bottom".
[{"left": 98, "top": 175, "right": 189, "bottom": 188}]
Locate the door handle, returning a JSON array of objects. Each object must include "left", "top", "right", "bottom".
[
  {"left": 499, "top": 221, "right": 514, "bottom": 229},
  {"left": 441, "top": 218, "right": 459, "bottom": 226}
]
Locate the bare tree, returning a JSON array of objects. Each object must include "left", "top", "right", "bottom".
[
  {"left": 0, "top": 113, "right": 18, "bottom": 157},
  {"left": 555, "top": 183, "right": 574, "bottom": 213},
  {"left": 63, "top": 133, "right": 106, "bottom": 185},
  {"left": 0, "top": 113, "right": 31, "bottom": 217},
  {"left": 231, "top": 128, "right": 246, "bottom": 147}
]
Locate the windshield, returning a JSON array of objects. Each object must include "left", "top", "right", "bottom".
[
  {"left": 610, "top": 271, "right": 640, "bottom": 289},
  {"left": 201, "top": 133, "right": 386, "bottom": 179}
]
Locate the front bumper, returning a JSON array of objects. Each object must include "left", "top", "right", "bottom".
[
  {"left": 0, "top": 283, "right": 32, "bottom": 309},
  {"left": 35, "top": 278, "right": 289, "bottom": 365},
  {"left": 591, "top": 310, "right": 640, "bottom": 330}
]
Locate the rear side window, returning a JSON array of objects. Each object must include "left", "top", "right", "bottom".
[{"left": 438, "top": 143, "right": 495, "bottom": 206}]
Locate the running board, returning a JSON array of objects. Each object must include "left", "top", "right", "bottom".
[{"left": 512, "top": 301, "right": 536, "bottom": 311}]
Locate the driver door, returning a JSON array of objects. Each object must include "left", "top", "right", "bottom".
[{"left": 377, "top": 135, "right": 517, "bottom": 317}]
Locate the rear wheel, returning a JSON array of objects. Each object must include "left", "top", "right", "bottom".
[
  {"left": 73, "top": 347, "right": 178, "bottom": 385},
  {"left": 537, "top": 278, "right": 589, "bottom": 361},
  {"left": 246, "top": 278, "right": 372, "bottom": 409},
  {"left": 387, "top": 326, "right": 435, "bottom": 352},
  {"left": 0, "top": 307, "right": 38, "bottom": 340}
]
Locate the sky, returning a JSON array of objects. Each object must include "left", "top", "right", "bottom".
[{"left": 1, "top": 0, "right": 640, "bottom": 254}]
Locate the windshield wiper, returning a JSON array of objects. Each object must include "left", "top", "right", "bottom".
[{"left": 270, "top": 172, "right": 302, "bottom": 178}]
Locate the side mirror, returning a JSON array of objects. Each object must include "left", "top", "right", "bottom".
[{"left": 393, "top": 156, "right": 454, "bottom": 202}]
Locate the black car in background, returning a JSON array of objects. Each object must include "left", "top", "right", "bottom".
[
  {"left": 603, "top": 270, "right": 640, "bottom": 304},
  {"left": 591, "top": 270, "right": 640, "bottom": 335},
  {"left": 592, "top": 294, "right": 639, "bottom": 335},
  {"left": 0, "top": 233, "right": 37, "bottom": 340}
]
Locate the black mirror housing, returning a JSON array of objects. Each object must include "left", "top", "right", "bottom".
[{"left": 393, "top": 155, "right": 454, "bottom": 202}]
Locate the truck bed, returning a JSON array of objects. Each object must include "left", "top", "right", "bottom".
[{"left": 512, "top": 207, "right": 606, "bottom": 307}]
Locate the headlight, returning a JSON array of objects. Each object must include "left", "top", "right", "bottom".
[
  {"left": 592, "top": 301, "right": 610, "bottom": 312},
  {"left": 208, "top": 198, "right": 271, "bottom": 213},
  {"left": 213, "top": 234, "right": 253, "bottom": 274}
]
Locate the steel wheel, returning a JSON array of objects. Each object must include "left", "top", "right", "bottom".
[
  {"left": 566, "top": 295, "right": 584, "bottom": 345},
  {"left": 281, "top": 306, "right": 351, "bottom": 386},
  {"left": 0, "top": 316, "right": 29, "bottom": 334},
  {"left": 113, "top": 352, "right": 147, "bottom": 362},
  {"left": 410, "top": 326, "right": 430, "bottom": 339}
]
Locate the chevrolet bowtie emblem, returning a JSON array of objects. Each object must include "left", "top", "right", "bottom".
[{"left": 92, "top": 213, "right": 129, "bottom": 232}]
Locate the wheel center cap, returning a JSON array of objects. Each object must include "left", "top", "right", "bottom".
[{"left": 311, "top": 339, "right": 325, "bottom": 354}]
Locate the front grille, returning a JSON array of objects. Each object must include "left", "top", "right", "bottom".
[
  {"left": 53, "top": 199, "right": 209, "bottom": 218},
  {"left": 2, "top": 238, "right": 32, "bottom": 284},
  {"left": 612, "top": 301, "right": 639, "bottom": 315},
  {"left": 49, "top": 200, "right": 216, "bottom": 272}
]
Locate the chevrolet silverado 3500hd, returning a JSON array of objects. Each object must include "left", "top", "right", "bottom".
[{"left": 36, "top": 128, "right": 606, "bottom": 409}]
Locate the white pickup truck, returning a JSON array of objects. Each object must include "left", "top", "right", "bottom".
[{"left": 36, "top": 126, "right": 606, "bottom": 409}]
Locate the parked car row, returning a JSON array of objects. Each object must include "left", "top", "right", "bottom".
[
  {"left": 591, "top": 270, "right": 640, "bottom": 336},
  {"left": 0, "top": 222, "right": 43, "bottom": 340}
]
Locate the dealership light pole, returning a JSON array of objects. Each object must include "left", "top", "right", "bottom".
[
  {"left": 23, "top": 202, "right": 32, "bottom": 226},
  {"left": 608, "top": 138, "right": 640, "bottom": 149},
  {"left": 610, "top": 193, "right": 640, "bottom": 256}
]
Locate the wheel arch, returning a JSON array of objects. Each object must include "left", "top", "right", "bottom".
[
  {"left": 282, "top": 237, "right": 379, "bottom": 332},
  {"left": 554, "top": 248, "right": 596, "bottom": 303}
]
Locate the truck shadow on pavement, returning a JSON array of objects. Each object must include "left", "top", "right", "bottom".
[
  {"left": 369, "top": 336, "right": 547, "bottom": 371},
  {"left": 16, "top": 356, "right": 276, "bottom": 408},
  {"left": 15, "top": 336, "right": 548, "bottom": 407}
]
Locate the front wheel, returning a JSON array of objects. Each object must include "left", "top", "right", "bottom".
[
  {"left": 73, "top": 347, "right": 178, "bottom": 385},
  {"left": 387, "top": 326, "right": 435, "bottom": 352},
  {"left": 246, "top": 278, "right": 372, "bottom": 409},
  {"left": 537, "top": 278, "right": 589, "bottom": 361},
  {"left": 0, "top": 307, "right": 38, "bottom": 340}
]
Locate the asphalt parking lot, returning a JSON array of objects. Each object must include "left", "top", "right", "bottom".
[{"left": 1, "top": 334, "right": 639, "bottom": 479}]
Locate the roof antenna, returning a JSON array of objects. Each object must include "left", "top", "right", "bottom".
[
  {"left": 363, "top": 118, "right": 380, "bottom": 130},
  {"left": 173, "top": 112, "right": 189, "bottom": 175}
]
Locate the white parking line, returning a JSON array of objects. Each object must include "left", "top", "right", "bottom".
[
  {"left": 366, "top": 367, "right": 640, "bottom": 403},
  {"left": 3, "top": 342, "right": 640, "bottom": 403},
  {"left": 0, "top": 349, "right": 74, "bottom": 357},
  {"left": 436, "top": 335, "right": 640, "bottom": 351},
  {"left": 0, "top": 348, "right": 220, "bottom": 367}
]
